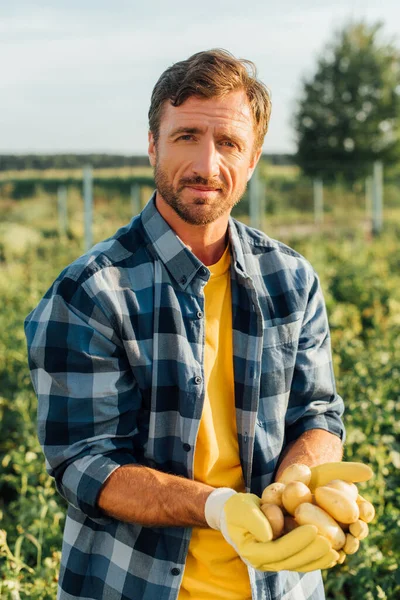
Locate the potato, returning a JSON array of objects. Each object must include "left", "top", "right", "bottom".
[
  {"left": 261, "top": 482, "right": 286, "bottom": 508},
  {"left": 314, "top": 486, "right": 359, "bottom": 524},
  {"left": 343, "top": 533, "right": 360, "bottom": 555},
  {"left": 349, "top": 520, "right": 369, "bottom": 540},
  {"left": 324, "top": 479, "right": 359, "bottom": 501},
  {"left": 358, "top": 500, "right": 375, "bottom": 523},
  {"left": 295, "top": 503, "right": 346, "bottom": 550},
  {"left": 277, "top": 464, "right": 312, "bottom": 486},
  {"left": 282, "top": 481, "right": 312, "bottom": 516},
  {"left": 260, "top": 503, "right": 284, "bottom": 539}
]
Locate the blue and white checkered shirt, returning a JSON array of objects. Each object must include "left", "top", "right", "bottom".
[{"left": 25, "top": 193, "right": 345, "bottom": 600}]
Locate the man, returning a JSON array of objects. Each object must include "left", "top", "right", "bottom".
[{"left": 25, "top": 49, "right": 372, "bottom": 600}]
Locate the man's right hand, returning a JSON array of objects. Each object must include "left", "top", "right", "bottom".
[{"left": 205, "top": 488, "right": 338, "bottom": 572}]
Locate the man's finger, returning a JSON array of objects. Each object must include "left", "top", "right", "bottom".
[
  {"left": 294, "top": 549, "right": 340, "bottom": 573},
  {"left": 224, "top": 494, "right": 273, "bottom": 542},
  {"left": 309, "top": 462, "right": 373, "bottom": 490},
  {"left": 258, "top": 535, "right": 331, "bottom": 571},
  {"left": 239, "top": 525, "right": 318, "bottom": 565}
]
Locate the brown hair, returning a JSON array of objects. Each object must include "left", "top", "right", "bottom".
[{"left": 148, "top": 48, "right": 271, "bottom": 151}]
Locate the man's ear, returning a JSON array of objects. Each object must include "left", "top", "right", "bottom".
[
  {"left": 148, "top": 131, "right": 156, "bottom": 167},
  {"left": 247, "top": 147, "right": 263, "bottom": 181}
]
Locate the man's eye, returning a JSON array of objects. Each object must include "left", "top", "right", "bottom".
[
  {"left": 221, "top": 141, "right": 236, "bottom": 148},
  {"left": 177, "top": 135, "right": 193, "bottom": 141}
]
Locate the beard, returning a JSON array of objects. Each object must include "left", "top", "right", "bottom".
[{"left": 154, "top": 160, "right": 247, "bottom": 226}]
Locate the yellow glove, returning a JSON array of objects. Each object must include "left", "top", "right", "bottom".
[
  {"left": 204, "top": 488, "right": 338, "bottom": 572},
  {"left": 309, "top": 461, "right": 373, "bottom": 492}
]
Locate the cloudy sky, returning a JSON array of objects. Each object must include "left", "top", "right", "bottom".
[{"left": 1, "top": 0, "right": 399, "bottom": 155}]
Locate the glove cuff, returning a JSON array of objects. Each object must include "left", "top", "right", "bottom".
[{"left": 204, "top": 488, "right": 237, "bottom": 530}]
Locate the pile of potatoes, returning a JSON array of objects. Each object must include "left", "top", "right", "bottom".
[{"left": 261, "top": 464, "right": 374, "bottom": 563}]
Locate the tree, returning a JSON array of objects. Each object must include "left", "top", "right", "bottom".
[{"left": 294, "top": 22, "right": 400, "bottom": 182}]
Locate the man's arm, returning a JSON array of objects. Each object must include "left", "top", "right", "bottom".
[
  {"left": 98, "top": 429, "right": 342, "bottom": 527},
  {"left": 97, "top": 465, "right": 215, "bottom": 527},
  {"left": 25, "top": 280, "right": 148, "bottom": 523},
  {"left": 283, "top": 268, "right": 345, "bottom": 461},
  {"left": 275, "top": 429, "right": 343, "bottom": 482}
]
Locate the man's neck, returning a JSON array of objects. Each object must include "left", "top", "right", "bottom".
[
  {"left": 155, "top": 193, "right": 230, "bottom": 266},
  {"left": 183, "top": 233, "right": 229, "bottom": 266}
]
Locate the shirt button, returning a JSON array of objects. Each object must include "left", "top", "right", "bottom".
[
  {"left": 196, "top": 310, "right": 203, "bottom": 319},
  {"left": 194, "top": 375, "right": 202, "bottom": 385},
  {"left": 183, "top": 443, "right": 191, "bottom": 452},
  {"left": 171, "top": 567, "right": 181, "bottom": 576},
  {"left": 200, "top": 267, "right": 207, "bottom": 276}
]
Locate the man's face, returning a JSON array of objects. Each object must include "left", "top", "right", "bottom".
[{"left": 148, "top": 90, "right": 262, "bottom": 226}]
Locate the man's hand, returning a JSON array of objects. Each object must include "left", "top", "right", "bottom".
[{"left": 205, "top": 489, "right": 338, "bottom": 572}]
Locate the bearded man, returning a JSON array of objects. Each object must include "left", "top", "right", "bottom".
[{"left": 25, "top": 49, "right": 373, "bottom": 600}]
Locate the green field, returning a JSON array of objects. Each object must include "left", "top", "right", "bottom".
[{"left": 0, "top": 176, "right": 399, "bottom": 599}]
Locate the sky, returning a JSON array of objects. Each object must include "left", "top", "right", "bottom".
[{"left": 1, "top": 0, "right": 399, "bottom": 155}]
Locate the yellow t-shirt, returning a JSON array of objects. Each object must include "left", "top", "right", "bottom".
[{"left": 178, "top": 246, "right": 252, "bottom": 599}]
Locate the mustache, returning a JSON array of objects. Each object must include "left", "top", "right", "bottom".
[{"left": 178, "top": 176, "right": 226, "bottom": 191}]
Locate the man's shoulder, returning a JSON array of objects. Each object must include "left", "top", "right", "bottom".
[
  {"left": 59, "top": 214, "right": 149, "bottom": 286},
  {"left": 230, "top": 217, "right": 315, "bottom": 276},
  {"left": 40, "top": 214, "right": 152, "bottom": 308}
]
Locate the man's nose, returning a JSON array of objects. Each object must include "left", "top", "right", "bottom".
[{"left": 191, "top": 139, "right": 220, "bottom": 180}]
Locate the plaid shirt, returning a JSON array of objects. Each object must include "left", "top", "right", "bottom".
[{"left": 25, "top": 193, "right": 345, "bottom": 600}]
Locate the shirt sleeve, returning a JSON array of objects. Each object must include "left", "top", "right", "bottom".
[
  {"left": 24, "top": 274, "right": 141, "bottom": 523},
  {"left": 285, "top": 267, "right": 346, "bottom": 444}
]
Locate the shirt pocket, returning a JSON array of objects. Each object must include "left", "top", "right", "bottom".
[
  {"left": 259, "top": 317, "right": 302, "bottom": 412},
  {"left": 262, "top": 317, "right": 302, "bottom": 348}
]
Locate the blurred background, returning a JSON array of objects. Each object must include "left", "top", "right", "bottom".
[{"left": 0, "top": 2, "right": 399, "bottom": 599}]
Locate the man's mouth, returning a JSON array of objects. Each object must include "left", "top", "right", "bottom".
[{"left": 185, "top": 185, "right": 221, "bottom": 192}]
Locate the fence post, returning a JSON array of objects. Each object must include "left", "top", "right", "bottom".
[
  {"left": 372, "top": 161, "right": 383, "bottom": 236},
  {"left": 249, "top": 167, "right": 261, "bottom": 229},
  {"left": 131, "top": 182, "right": 141, "bottom": 215},
  {"left": 57, "top": 185, "right": 68, "bottom": 236},
  {"left": 83, "top": 165, "right": 93, "bottom": 251},
  {"left": 313, "top": 178, "right": 324, "bottom": 224},
  {"left": 259, "top": 179, "right": 267, "bottom": 231},
  {"left": 365, "top": 176, "right": 373, "bottom": 220}
]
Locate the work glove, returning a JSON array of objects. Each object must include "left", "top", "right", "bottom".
[
  {"left": 308, "top": 461, "right": 373, "bottom": 492},
  {"left": 205, "top": 488, "right": 339, "bottom": 572}
]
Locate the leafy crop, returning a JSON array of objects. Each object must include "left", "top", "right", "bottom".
[{"left": 0, "top": 192, "right": 399, "bottom": 599}]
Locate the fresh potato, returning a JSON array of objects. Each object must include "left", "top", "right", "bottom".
[
  {"left": 349, "top": 520, "right": 369, "bottom": 540},
  {"left": 343, "top": 533, "right": 360, "bottom": 555},
  {"left": 314, "top": 486, "right": 359, "bottom": 524},
  {"left": 277, "top": 464, "right": 312, "bottom": 486},
  {"left": 282, "top": 481, "right": 312, "bottom": 516},
  {"left": 260, "top": 503, "right": 285, "bottom": 539},
  {"left": 324, "top": 479, "right": 359, "bottom": 501},
  {"left": 295, "top": 502, "right": 346, "bottom": 550},
  {"left": 358, "top": 500, "right": 375, "bottom": 523},
  {"left": 261, "top": 482, "right": 286, "bottom": 508}
]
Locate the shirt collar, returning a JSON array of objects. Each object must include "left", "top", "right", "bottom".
[
  {"left": 140, "top": 191, "right": 247, "bottom": 289},
  {"left": 227, "top": 215, "right": 247, "bottom": 276}
]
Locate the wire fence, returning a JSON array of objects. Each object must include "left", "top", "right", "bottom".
[{"left": 1, "top": 159, "right": 399, "bottom": 252}]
